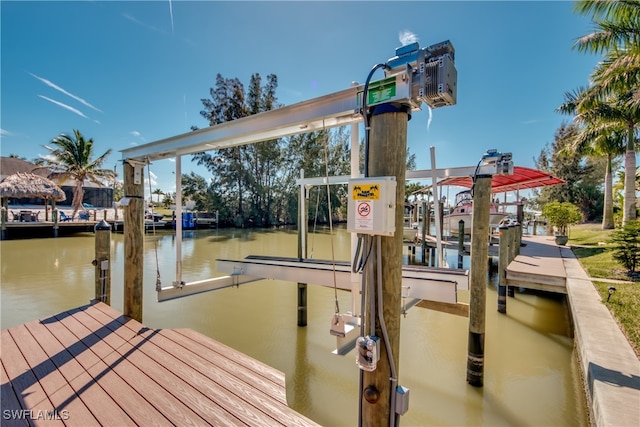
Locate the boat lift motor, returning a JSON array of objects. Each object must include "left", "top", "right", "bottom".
[
  {"left": 385, "top": 40, "right": 457, "bottom": 109},
  {"left": 481, "top": 149, "right": 514, "bottom": 175}
]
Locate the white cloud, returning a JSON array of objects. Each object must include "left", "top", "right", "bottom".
[
  {"left": 130, "top": 131, "right": 142, "bottom": 137},
  {"left": 0, "top": 128, "right": 13, "bottom": 137},
  {"left": 147, "top": 175, "right": 158, "bottom": 187},
  {"left": 38, "top": 95, "right": 92, "bottom": 120},
  {"left": 29, "top": 72, "right": 102, "bottom": 113},
  {"left": 399, "top": 30, "right": 419, "bottom": 46}
]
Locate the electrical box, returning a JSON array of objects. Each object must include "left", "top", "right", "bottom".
[
  {"left": 347, "top": 177, "right": 397, "bottom": 236},
  {"left": 482, "top": 149, "right": 514, "bottom": 175},
  {"left": 420, "top": 54, "right": 457, "bottom": 108},
  {"left": 356, "top": 335, "right": 380, "bottom": 372},
  {"left": 395, "top": 385, "right": 410, "bottom": 415}
]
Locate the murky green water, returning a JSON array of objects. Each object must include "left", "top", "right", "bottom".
[{"left": 1, "top": 227, "right": 587, "bottom": 426}]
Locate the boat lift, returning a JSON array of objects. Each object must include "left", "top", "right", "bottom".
[{"left": 119, "top": 40, "right": 511, "bottom": 353}]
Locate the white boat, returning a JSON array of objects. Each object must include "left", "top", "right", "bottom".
[{"left": 445, "top": 190, "right": 508, "bottom": 235}]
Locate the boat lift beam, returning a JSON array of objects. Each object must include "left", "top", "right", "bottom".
[
  {"left": 157, "top": 255, "right": 469, "bottom": 304},
  {"left": 295, "top": 163, "right": 513, "bottom": 188},
  {"left": 120, "top": 71, "right": 423, "bottom": 163}
]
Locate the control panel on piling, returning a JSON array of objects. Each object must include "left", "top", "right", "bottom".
[{"left": 347, "top": 177, "right": 397, "bottom": 236}]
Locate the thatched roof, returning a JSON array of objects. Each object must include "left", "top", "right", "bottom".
[
  {"left": 0, "top": 172, "right": 66, "bottom": 201},
  {"left": 0, "top": 157, "right": 50, "bottom": 180}
]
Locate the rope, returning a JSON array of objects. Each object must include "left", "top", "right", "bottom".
[{"left": 321, "top": 123, "right": 340, "bottom": 315}]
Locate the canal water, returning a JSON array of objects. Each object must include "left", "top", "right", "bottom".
[{"left": 1, "top": 227, "right": 588, "bottom": 426}]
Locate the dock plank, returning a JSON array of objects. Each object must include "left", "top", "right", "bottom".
[
  {"left": 164, "top": 328, "right": 288, "bottom": 404},
  {"left": 87, "top": 303, "right": 316, "bottom": 426},
  {"left": 506, "top": 235, "right": 567, "bottom": 293},
  {"left": 0, "top": 329, "right": 63, "bottom": 427},
  {"left": 1, "top": 359, "right": 26, "bottom": 427},
  {"left": 167, "top": 327, "right": 285, "bottom": 389},
  {"left": 158, "top": 328, "right": 314, "bottom": 426},
  {"left": 90, "top": 303, "right": 290, "bottom": 407},
  {"left": 84, "top": 312, "right": 281, "bottom": 426},
  {"left": 37, "top": 311, "right": 140, "bottom": 426},
  {"left": 51, "top": 308, "right": 190, "bottom": 426},
  {"left": 1, "top": 302, "right": 317, "bottom": 427},
  {"left": 12, "top": 323, "right": 98, "bottom": 426},
  {"left": 94, "top": 302, "right": 289, "bottom": 394},
  {"left": 71, "top": 306, "right": 241, "bottom": 426}
]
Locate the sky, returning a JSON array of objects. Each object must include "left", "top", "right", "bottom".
[{"left": 1, "top": 1, "right": 602, "bottom": 200}]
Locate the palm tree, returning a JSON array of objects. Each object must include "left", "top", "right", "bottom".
[
  {"left": 574, "top": 0, "right": 640, "bottom": 104},
  {"left": 559, "top": 86, "right": 638, "bottom": 222},
  {"left": 40, "top": 130, "right": 115, "bottom": 218},
  {"left": 577, "top": 124, "right": 626, "bottom": 228},
  {"left": 573, "top": 0, "right": 640, "bottom": 223},
  {"left": 558, "top": 86, "right": 627, "bottom": 228},
  {"left": 152, "top": 188, "right": 164, "bottom": 206},
  {"left": 584, "top": 89, "right": 639, "bottom": 223}
]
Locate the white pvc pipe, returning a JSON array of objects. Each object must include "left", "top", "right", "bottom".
[
  {"left": 430, "top": 146, "right": 443, "bottom": 267},
  {"left": 175, "top": 155, "right": 183, "bottom": 285},
  {"left": 299, "top": 169, "right": 306, "bottom": 258},
  {"left": 350, "top": 107, "right": 360, "bottom": 316}
]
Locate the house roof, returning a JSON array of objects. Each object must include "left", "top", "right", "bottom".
[
  {"left": 0, "top": 157, "right": 49, "bottom": 180},
  {"left": 437, "top": 166, "right": 565, "bottom": 193},
  {"left": 0, "top": 157, "right": 105, "bottom": 188}
]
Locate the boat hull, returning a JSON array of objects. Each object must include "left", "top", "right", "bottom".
[{"left": 445, "top": 212, "right": 508, "bottom": 235}]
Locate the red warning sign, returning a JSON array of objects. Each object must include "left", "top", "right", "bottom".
[{"left": 357, "top": 202, "right": 371, "bottom": 217}]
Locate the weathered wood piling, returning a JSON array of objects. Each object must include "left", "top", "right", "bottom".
[
  {"left": 466, "top": 175, "right": 492, "bottom": 387},
  {"left": 497, "top": 225, "right": 509, "bottom": 313},
  {"left": 360, "top": 104, "right": 408, "bottom": 426},
  {"left": 123, "top": 161, "right": 144, "bottom": 322}
]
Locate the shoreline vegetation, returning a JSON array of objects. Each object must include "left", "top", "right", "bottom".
[{"left": 569, "top": 223, "right": 639, "bottom": 358}]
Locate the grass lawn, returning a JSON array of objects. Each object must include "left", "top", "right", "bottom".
[
  {"left": 568, "top": 223, "right": 639, "bottom": 358},
  {"left": 150, "top": 207, "right": 173, "bottom": 219}
]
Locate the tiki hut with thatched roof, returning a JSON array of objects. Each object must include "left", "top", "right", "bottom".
[{"left": 0, "top": 172, "right": 66, "bottom": 221}]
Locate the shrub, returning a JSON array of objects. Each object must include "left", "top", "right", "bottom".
[
  {"left": 542, "top": 201, "right": 582, "bottom": 236},
  {"left": 608, "top": 220, "right": 640, "bottom": 274}
]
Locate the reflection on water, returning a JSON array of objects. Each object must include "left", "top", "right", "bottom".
[{"left": 0, "top": 226, "right": 586, "bottom": 426}]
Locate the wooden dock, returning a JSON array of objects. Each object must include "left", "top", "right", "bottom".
[
  {"left": 2, "top": 221, "right": 100, "bottom": 239},
  {"left": 1, "top": 302, "right": 317, "bottom": 426},
  {"left": 506, "top": 235, "right": 567, "bottom": 293}
]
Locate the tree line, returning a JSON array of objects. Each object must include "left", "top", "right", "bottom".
[
  {"left": 548, "top": 0, "right": 639, "bottom": 228},
  {"left": 185, "top": 73, "right": 355, "bottom": 227}
]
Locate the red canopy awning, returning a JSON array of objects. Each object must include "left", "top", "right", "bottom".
[{"left": 437, "top": 166, "right": 564, "bottom": 193}]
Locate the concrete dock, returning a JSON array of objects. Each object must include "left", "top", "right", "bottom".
[
  {"left": 561, "top": 246, "right": 640, "bottom": 427},
  {"left": 508, "top": 236, "right": 640, "bottom": 426}
]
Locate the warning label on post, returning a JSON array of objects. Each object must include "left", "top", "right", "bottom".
[
  {"left": 355, "top": 201, "right": 374, "bottom": 230},
  {"left": 352, "top": 184, "right": 380, "bottom": 200}
]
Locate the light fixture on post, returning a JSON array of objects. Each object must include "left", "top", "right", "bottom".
[{"left": 607, "top": 286, "right": 616, "bottom": 302}]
